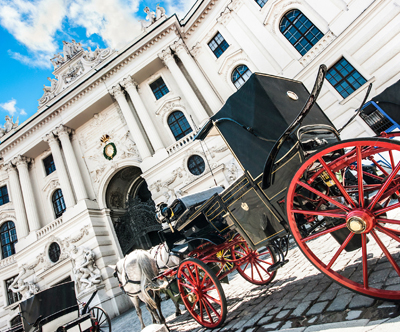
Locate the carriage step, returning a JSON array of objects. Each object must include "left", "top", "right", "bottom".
[{"left": 267, "top": 259, "right": 289, "bottom": 273}]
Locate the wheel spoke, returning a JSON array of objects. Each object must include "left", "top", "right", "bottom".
[
  {"left": 361, "top": 234, "right": 368, "bottom": 289},
  {"left": 374, "top": 202, "right": 400, "bottom": 216},
  {"left": 296, "top": 181, "right": 350, "bottom": 212},
  {"left": 356, "top": 146, "right": 365, "bottom": 208},
  {"left": 326, "top": 232, "right": 355, "bottom": 270},
  {"left": 377, "top": 218, "right": 400, "bottom": 225},
  {"left": 195, "top": 265, "right": 200, "bottom": 285},
  {"left": 180, "top": 282, "right": 195, "bottom": 290},
  {"left": 376, "top": 225, "right": 400, "bottom": 244},
  {"left": 187, "top": 265, "right": 197, "bottom": 285},
  {"left": 371, "top": 230, "right": 400, "bottom": 278},
  {"left": 256, "top": 258, "right": 273, "bottom": 266},
  {"left": 301, "top": 223, "right": 347, "bottom": 242},
  {"left": 291, "top": 209, "right": 347, "bottom": 218},
  {"left": 202, "top": 298, "right": 214, "bottom": 323},
  {"left": 203, "top": 293, "right": 222, "bottom": 305},
  {"left": 203, "top": 297, "right": 221, "bottom": 319},
  {"left": 370, "top": 156, "right": 390, "bottom": 176},
  {"left": 255, "top": 261, "right": 271, "bottom": 275},
  {"left": 181, "top": 271, "right": 195, "bottom": 286},
  {"left": 254, "top": 262, "right": 263, "bottom": 280},
  {"left": 368, "top": 161, "right": 400, "bottom": 210},
  {"left": 199, "top": 298, "right": 204, "bottom": 320},
  {"left": 319, "top": 157, "right": 356, "bottom": 208}
]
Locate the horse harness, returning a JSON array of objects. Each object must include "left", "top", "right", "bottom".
[
  {"left": 152, "top": 243, "right": 177, "bottom": 270},
  {"left": 113, "top": 256, "right": 142, "bottom": 297}
]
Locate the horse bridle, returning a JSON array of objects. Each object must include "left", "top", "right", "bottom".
[{"left": 113, "top": 257, "right": 141, "bottom": 297}]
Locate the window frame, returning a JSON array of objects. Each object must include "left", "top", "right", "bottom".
[
  {"left": 149, "top": 76, "right": 170, "bottom": 100},
  {"left": 0, "top": 221, "right": 17, "bottom": 259},
  {"left": 187, "top": 155, "right": 206, "bottom": 176},
  {"left": 326, "top": 57, "right": 368, "bottom": 99},
  {"left": 52, "top": 189, "right": 66, "bottom": 219},
  {"left": 231, "top": 64, "right": 252, "bottom": 90},
  {"left": 167, "top": 111, "right": 193, "bottom": 141},
  {"left": 5, "top": 276, "right": 22, "bottom": 305},
  {"left": 208, "top": 32, "right": 229, "bottom": 59},
  {"left": 279, "top": 9, "right": 323, "bottom": 56},
  {"left": 255, "top": 0, "right": 268, "bottom": 8},
  {"left": 0, "top": 185, "right": 9, "bottom": 207},
  {"left": 43, "top": 154, "right": 56, "bottom": 176}
]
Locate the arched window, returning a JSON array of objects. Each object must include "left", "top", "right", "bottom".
[
  {"left": 52, "top": 189, "right": 66, "bottom": 218},
  {"left": 232, "top": 65, "right": 252, "bottom": 90},
  {"left": 168, "top": 111, "right": 193, "bottom": 141},
  {"left": 280, "top": 10, "right": 323, "bottom": 56},
  {"left": 187, "top": 155, "right": 206, "bottom": 175},
  {"left": 1, "top": 221, "right": 17, "bottom": 259}
]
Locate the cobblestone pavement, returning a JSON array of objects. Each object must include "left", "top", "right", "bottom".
[{"left": 112, "top": 236, "right": 400, "bottom": 332}]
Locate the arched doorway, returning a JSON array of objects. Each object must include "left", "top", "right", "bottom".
[{"left": 106, "top": 166, "right": 161, "bottom": 255}]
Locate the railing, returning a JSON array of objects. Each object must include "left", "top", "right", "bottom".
[
  {"left": 166, "top": 132, "right": 196, "bottom": 155},
  {"left": 0, "top": 255, "right": 16, "bottom": 269},
  {"left": 36, "top": 216, "right": 64, "bottom": 240}
]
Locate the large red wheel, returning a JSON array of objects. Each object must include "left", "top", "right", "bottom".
[
  {"left": 231, "top": 235, "right": 277, "bottom": 285},
  {"left": 287, "top": 138, "right": 400, "bottom": 300},
  {"left": 177, "top": 258, "right": 227, "bottom": 328}
]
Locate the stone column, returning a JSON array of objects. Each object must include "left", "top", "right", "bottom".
[
  {"left": 54, "top": 125, "right": 88, "bottom": 202},
  {"left": 43, "top": 133, "right": 75, "bottom": 208},
  {"left": 158, "top": 48, "right": 209, "bottom": 123},
  {"left": 121, "top": 76, "right": 164, "bottom": 152},
  {"left": 4, "top": 163, "right": 29, "bottom": 238},
  {"left": 172, "top": 39, "right": 222, "bottom": 112},
  {"left": 13, "top": 156, "right": 41, "bottom": 231},
  {"left": 109, "top": 85, "right": 152, "bottom": 159}
]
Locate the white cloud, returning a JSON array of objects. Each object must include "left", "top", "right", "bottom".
[
  {"left": 163, "top": 0, "right": 198, "bottom": 19},
  {"left": 20, "top": 109, "right": 27, "bottom": 116},
  {"left": 0, "top": 99, "right": 18, "bottom": 116}
]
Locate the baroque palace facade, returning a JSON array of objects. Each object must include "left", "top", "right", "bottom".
[{"left": 1, "top": 0, "right": 399, "bottom": 328}]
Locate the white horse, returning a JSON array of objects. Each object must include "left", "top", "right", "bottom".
[{"left": 111, "top": 248, "right": 181, "bottom": 330}]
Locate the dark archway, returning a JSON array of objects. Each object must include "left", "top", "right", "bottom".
[{"left": 106, "top": 167, "right": 161, "bottom": 255}]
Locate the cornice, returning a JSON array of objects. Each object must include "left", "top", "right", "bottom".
[
  {"left": 183, "top": 0, "right": 219, "bottom": 39},
  {"left": 0, "top": 22, "right": 179, "bottom": 157}
]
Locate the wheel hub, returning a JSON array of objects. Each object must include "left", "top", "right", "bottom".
[
  {"left": 187, "top": 292, "right": 197, "bottom": 303},
  {"left": 346, "top": 209, "right": 375, "bottom": 234}
]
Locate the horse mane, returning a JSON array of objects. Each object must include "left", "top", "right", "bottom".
[{"left": 136, "top": 250, "right": 159, "bottom": 308}]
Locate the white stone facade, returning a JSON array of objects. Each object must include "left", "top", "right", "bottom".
[{"left": 0, "top": 0, "right": 400, "bottom": 329}]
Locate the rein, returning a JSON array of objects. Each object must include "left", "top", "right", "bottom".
[
  {"left": 153, "top": 243, "right": 174, "bottom": 270},
  {"left": 114, "top": 256, "right": 142, "bottom": 297}
]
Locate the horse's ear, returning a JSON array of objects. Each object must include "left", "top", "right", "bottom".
[{"left": 107, "top": 265, "right": 116, "bottom": 270}]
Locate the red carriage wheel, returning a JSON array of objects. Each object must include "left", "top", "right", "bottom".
[
  {"left": 231, "top": 235, "right": 277, "bottom": 285},
  {"left": 287, "top": 138, "right": 400, "bottom": 300},
  {"left": 177, "top": 258, "right": 227, "bottom": 329},
  {"left": 89, "top": 306, "right": 111, "bottom": 332}
]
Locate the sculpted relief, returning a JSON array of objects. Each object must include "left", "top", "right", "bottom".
[{"left": 70, "top": 246, "right": 101, "bottom": 291}]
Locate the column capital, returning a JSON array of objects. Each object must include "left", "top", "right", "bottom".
[
  {"left": 13, "top": 155, "right": 32, "bottom": 168},
  {"left": 4, "top": 162, "right": 16, "bottom": 173},
  {"left": 109, "top": 84, "right": 125, "bottom": 99},
  {"left": 171, "top": 38, "right": 187, "bottom": 55},
  {"left": 158, "top": 48, "right": 174, "bottom": 64},
  {"left": 54, "top": 125, "right": 72, "bottom": 138},
  {"left": 43, "top": 132, "right": 58, "bottom": 145},
  {"left": 217, "top": 8, "right": 233, "bottom": 26},
  {"left": 120, "top": 75, "right": 138, "bottom": 91}
]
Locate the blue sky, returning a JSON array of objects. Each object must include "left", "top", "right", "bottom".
[{"left": 0, "top": 0, "right": 196, "bottom": 127}]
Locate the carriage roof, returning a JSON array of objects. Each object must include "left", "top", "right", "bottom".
[
  {"left": 19, "top": 281, "right": 77, "bottom": 332},
  {"left": 195, "top": 72, "right": 335, "bottom": 179}
]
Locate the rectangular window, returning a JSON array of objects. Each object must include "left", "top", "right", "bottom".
[
  {"left": 150, "top": 77, "right": 169, "bottom": 100},
  {"left": 255, "top": 0, "right": 268, "bottom": 7},
  {"left": 5, "top": 277, "right": 22, "bottom": 305},
  {"left": 0, "top": 186, "right": 9, "bottom": 206},
  {"left": 208, "top": 32, "right": 229, "bottom": 58},
  {"left": 43, "top": 154, "right": 56, "bottom": 176},
  {"left": 326, "top": 57, "right": 367, "bottom": 98}
]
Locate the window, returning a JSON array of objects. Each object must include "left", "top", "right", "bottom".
[
  {"left": 208, "top": 32, "right": 229, "bottom": 58},
  {"left": 359, "top": 102, "right": 396, "bottom": 135},
  {"left": 52, "top": 189, "right": 66, "bottom": 218},
  {"left": 232, "top": 65, "right": 252, "bottom": 89},
  {"left": 280, "top": 10, "right": 323, "bottom": 56},
  {"left": 150, "top": 77, "right": 169, "bottom": 100},
  {"left": 188, "top": 155, "right": 206, "bottom": 175},
  {"left": 255, "top": 0, "right": 268, "bottom": 7},
  {"left": 48, "top": 242, "right": 61, "bottom": 263},
  {"left": 0, "top": 185, "right": 9, "bottom": 206},
  {"left": 168, "top": 111, "right": 193, "bottom": 140},
  {"left": 1, "top": 221, "right": 17, "bottom": 259},
  {"left": 43, "top": 154, "right": 56, "bottom": 176},
  {"left": 326, "top": 58, "right": 367, "bottom": 98},
  {"left": 6, "top": 276, "right": 22, "bottom": 305}
]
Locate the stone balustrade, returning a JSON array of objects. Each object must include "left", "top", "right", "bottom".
[
  {"left": 0, "top": 255, "right": 16, "bottom": 270},
  {"left": 36, "top": 216, "right": 64, "bottom": 240},
  {"left": 166, "top": 132, "right": 196, "bottom": 155}
]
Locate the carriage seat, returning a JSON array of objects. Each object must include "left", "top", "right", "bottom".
[{"left": 38, "top": 306, "right": 79, "bottom": 332}]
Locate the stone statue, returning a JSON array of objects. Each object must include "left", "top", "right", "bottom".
[
  {"left": 70, "top": 246, "right": 101, "bottom": 290},
  {"left": 156, "top": 4, "right": 166, "bottom": 20},
  {"left": 8, "top": 277, "right": 39, "bottom": 300},
  {"left": 1, "top": 115, "right": 19, "bottom": 136},
  {"left": 83, "top": 46, "right": 100, "bottom": 61},
  {"left": 47, "top": 77, "right": 57, "bottom": 92},
  {"left": 62, "top": 41, "right": 75, "bottom": 60},
  {"left": 71, "top": 39, "right": 83, "bottom": 53},
  {"left": 141, "top": 7, "right": 156, "bottom": 30},
  {"left": 50, "top": 53, "right": 65, "bottom": 68}
]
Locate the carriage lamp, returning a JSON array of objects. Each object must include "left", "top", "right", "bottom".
[{"left": 287, "top": 91, "right": 299, "bottom": 100}]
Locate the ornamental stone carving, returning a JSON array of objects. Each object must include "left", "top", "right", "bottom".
[
  {"left": 109, "top": 84, "right": 125, "bottom": 99},
  {"left": 70, "top": 246, "right": 101, "bottom": 291},
  {"left": 141, "top": 5, "right": 166, "bottom": 31},
  {"left": 0, "top": 115, "right": 19, "bottom": 138},
  {"left": 9, "top": 275, "right": 40, "bottom": 300},
  {"left": 62, "top": 61, "right": 84, "bottom": 84},
  {"left": 158, "top": 48, "right": 174, "bottom": 64}
]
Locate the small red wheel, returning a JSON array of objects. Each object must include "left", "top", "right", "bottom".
[
  {"left": 231, "top": 235, "right": 277, "bottom": 285},
  {"left": 287, "top": 138, "right": 400, "bottom": 300},
  {"left": 89, "top": 306, "right": 111, "bottom": 332},
  {"left": 177, "top": 258, "right": 227, "bottom": 328}
]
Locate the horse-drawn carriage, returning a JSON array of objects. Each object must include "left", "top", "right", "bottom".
[
  {"left": 154, "top": 65, "right": 400, "bottom": 328},
  {"left": 17, "top": 281, "right": 110, "bottom": 332}
]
